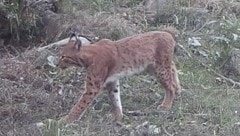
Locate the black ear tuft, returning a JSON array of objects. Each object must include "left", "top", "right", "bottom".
[
  {"left": 69, "top": 30, "right": 82, "bottom": 51},
  {"left": 70, "top": 32, "right": 76, "bottom": 41},
  {"left": 77, "top": 38, "right": 82, "bottom": 51}
]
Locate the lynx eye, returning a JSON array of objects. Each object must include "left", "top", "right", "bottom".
[{"left": 61, "top": 56, "right": 66, "bottom": 59}]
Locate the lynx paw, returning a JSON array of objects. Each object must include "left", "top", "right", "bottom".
[{"left": 157, "top": 104, "right": 171, "bottom": 111}]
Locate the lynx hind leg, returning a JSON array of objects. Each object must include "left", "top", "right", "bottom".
[
  {"left": 154, "top": 62, "right": 178, "bottom": 109},
  {"left": 59, "top": 79, "right": 102, "bottom": 124},
  {"left": 172, "top": 61, "right": 181, "bottom": 95},
  {"left": 105, "top": 80, "right": 123, "bottom": 122}
]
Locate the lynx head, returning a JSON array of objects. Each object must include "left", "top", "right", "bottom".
[{"left": 57, "top": 33, "right": 83, "bottom": 69}]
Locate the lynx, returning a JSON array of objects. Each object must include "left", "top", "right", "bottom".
[{"left": 57, "top": 28, "right": 181, "bottom": 124}]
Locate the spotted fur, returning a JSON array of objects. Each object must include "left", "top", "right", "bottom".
[{"left": 57, "top": 30, "right": 181, "bottom": 124}]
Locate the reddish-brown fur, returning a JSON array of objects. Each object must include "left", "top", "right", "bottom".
[{"left": 57, "top": 29, "right": 181, "bottom": 124}]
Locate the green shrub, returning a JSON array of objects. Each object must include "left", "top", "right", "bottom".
[{"left": 1, "top": 0, "right": 38, "bottom": 42}]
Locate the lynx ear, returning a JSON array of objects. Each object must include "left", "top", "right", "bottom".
[
  {"left": 69, "top": 32, "right": 76, "bottom": 41},
  {"left": 76, "top": 38, "right": 82, "bottom": 51},
  {"left": 69, "top": 32, "right": 82, "bottom": 51},
  {"left": 73, "top": 33, "right": 82, "bottom": 51}
]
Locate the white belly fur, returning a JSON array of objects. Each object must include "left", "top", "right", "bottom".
[{"left": 104, "top": 66, "right": 146, "bottom": 86}]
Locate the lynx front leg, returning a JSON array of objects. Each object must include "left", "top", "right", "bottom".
[
  {"left": 106, "top": 80, "right": 123, "bottom": 122},
  {"left": 59, "top": 77, "right": 103, "bottom": 124}
]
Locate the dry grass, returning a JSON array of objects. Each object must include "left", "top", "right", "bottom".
[
  {"left": 55, "top": 58, "right": 240, "bottom": 136},
  {"left": 1, "top": 52, "right": 238, "bottom": 136},
  {"left": 0, "top": 57, "right": 85, "bottom": 135}
]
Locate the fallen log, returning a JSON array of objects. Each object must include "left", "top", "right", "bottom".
[{"left": 37, "top": 36, "right": 92, "bottom": 52}]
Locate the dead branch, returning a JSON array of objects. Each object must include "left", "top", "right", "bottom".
[
  {"left": 125, "top": 110, "right": 168, "bottom": 116},
  {"left": 135, "top": 121, "right": 149, "bottom": 130},
  {"left": 201, "top": 62, "right": 240, "bottom": 88},
  {"left": 177, "top": 43, "right": 192, "bottom": 58},
  {"left": 214, "top": 72, "right": 240, "bottom": 88},
  {"left": 130, "top": 121, "right": 149, "bottom": 136},
  {"left": 162, "top": 126, "right": 174, "bottom": 136},
  {"left": 37, "top": 36, "right": 92, "bottom": 52}
]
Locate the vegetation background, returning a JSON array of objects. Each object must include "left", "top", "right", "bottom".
[{"left": 0, "top": 0, "right": 240, "bottom": 136}]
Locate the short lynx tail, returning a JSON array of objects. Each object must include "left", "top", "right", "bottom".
[
  {"left": 162, "top": 26, "right": 179, "bottom": 53},
  {"left": 162, "top": 26, "right": 179, "bottom": 40}
]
